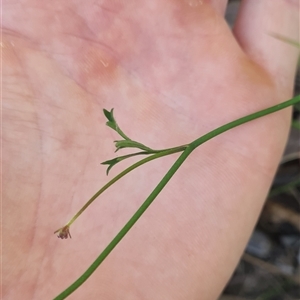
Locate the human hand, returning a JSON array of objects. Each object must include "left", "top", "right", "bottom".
[{"left": 3, "top": 0, "right": 299, "bottom": 299}]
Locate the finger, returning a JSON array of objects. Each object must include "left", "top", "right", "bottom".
[{"left": 233, "top": 0, "right": 299, "bottom": 94}]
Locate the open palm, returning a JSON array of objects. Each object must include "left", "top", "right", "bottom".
[{"left": 3, "top": 0, "right": 298, "bottom": 299}]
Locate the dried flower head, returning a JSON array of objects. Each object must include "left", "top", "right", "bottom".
[{"left": 54, "top": 225, "right": 71, "bottom": 239}]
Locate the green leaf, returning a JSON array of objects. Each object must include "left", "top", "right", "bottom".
[
  {"left": 103, "top": 109, "right": 119, "bottom": 132},
  {"left": 103, "top": 108, "right": 131, "bottom": 141},
  {"left": 103, "top": 108, "right": 115, "bottom": 122},
  {"left": 106, "top": 121, "right": 118, "bottom": 131},
  {"left": 101, "top": 152, "right": 151, "bottom": 175},
  {"left": 114, "top": 140, "right": 156, "bottom": 152},
  {"left": 101, "top": 157, "right": 120, "bottom": 175}
]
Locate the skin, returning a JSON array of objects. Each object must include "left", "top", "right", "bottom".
[{"left": 3, "top": 0, "right": 299, "bottom": 299}]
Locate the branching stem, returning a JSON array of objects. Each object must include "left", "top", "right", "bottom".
[
  {"left": 54, "top": 95, "right": 300, "bottom": 300},
  {"left": 54, "top": 145, "right": 187, "bottom": 237}
]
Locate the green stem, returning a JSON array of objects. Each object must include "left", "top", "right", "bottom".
[
  {"left": 55, "top": 145, "right": 187, "bottom": 232},
  {"left": 104, "top": 143, "right": 189, "bottom": 163},
  {"left": 53, "top": 95, "right": 300, "bottom": 300}
]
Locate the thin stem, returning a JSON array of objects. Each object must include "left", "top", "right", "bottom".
[
  {"left": 54, "top": 145, "right": 187, "bottom": 234},
  {"left": 189, "top": 96, "right": 300, "bottom": 150},
  {"left": 115, "top": 124, "right": 131, "bottom": 141},
  {"left": 54, "top": 95, "right": 300, "bottom": 299},
  {"left": 53, "top": 147, "right": 193, "bottom": 300}
]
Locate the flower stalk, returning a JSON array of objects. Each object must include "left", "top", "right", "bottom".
[{"left": 54, "top": 95, "right": 300, "bottom": 299}]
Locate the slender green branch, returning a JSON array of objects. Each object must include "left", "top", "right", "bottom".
[
  {"left": 54, "top": 145, "right": 187, "bottom": 238},
  {"left": 189, "top": 96, "right": 300, "bottom": 150},
  {"left": 102, "top": 144, "right": 189, "bottom": 174},
  {"left": 114, "top": 140, "right": 158, "bottom": 152},
  {"left": 54, "top": 95, "right": 300, "bottom": 299},
  {"left": 103, "top": 108, "right": 132, "bottom": 141}
]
